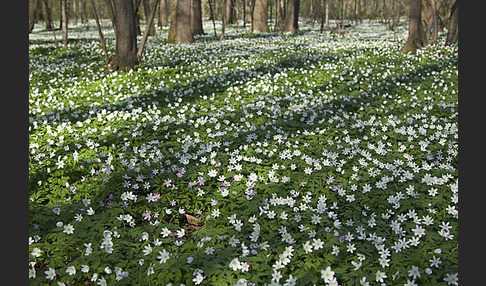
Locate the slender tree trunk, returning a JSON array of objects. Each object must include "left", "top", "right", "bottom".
[
  {"left": 90, "top": 0, "right": 109, "bottom": 64},
  {"left": 253, "top": 0, "right": 269, "bottom": 32},
  {"left": 138, "top": 0, "right": 160, "bottom": 58},
  {"left": 283, "top": 0, "right": 298, "bottom": 33},
  {"left": 29, "top": 0, "right": 41, "bottom": 33},
  {"left": 221, "top": 0, "right": 226, "bottom": 39},
  {"left": 134, "top": 0, "right": 142, "bottom": 35},
  {"left": 191, "top": 0, "right": 204, "bottom": 34},
  {"left": 401, "top": 0, "right": 426, "bottom": 52},
  {"left": 445, "top": 0, "right": 457, "bottom": 45},
  {"left": 159, "top": 0, "right": 169, "bottom": 26},
  {"left": 41, "top": 0, "right": 53, "bottom": 30},
  {"left": 112, "top": 0, "right": 139, "bottom": 69},
  {"left": 225, "top": 0, "right": 236, "bottom": 24},
  {"left": 250, "top": 0, "right": 255, "bottom": 32},
  {"left": 72, "top": 0, "right": 78, "bottom": 25},
  {"left": 168, "top": 0, "right": 194, "bottom": 43},
  {"left": 208, "top": 0, "right": 218, "bottom": 36},
  {"left": 143, "top": 0, "right": 156, "bottom": 35},
  {"left": 325, "top": 0, "right": 329, "bottom": 29},
  {"left": 104, "top": 0, "right": 118, "bottom": 35},
  {"left": 61, "top": 0, "right": 68, "bottom": 46}
]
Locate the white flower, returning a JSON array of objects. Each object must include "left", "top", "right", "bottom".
[
  {"left": 143, "top": 244, "right": 153, "bottom": 256},
  {"left": 229, "top": 257, "right": 241, "bottom": 271},
  {"left": 66, "top": 265, "right": 76, "bottom": 275},
  {"left": 31, "top": 247, "right": 42, "bottom": 257},
  {"left": 63, "top": 224, "right": 74, "bottom": 234},
  {"left": 81, "top": 265, "right": 90, "bottom": 273},
  {"left": 45, "top": 267, "right": 56, "bottom": 280},
  {"left": 376, "top": 270, "right": 387, "bottom": 282},
  {"left": 444, "top": 273, "right": 458, "bottom": 285},
  {"left": 157, "top": 249, "right": 170, "bottom": 263},
  {"left": 193, "top": 272, "right": 205, "bottom": 285},
  {"left": 321, "top": 266, "right": 335, "bottom": 282},
  {"left": 29, "top": 267, "right": 36, "bottom": 279}
]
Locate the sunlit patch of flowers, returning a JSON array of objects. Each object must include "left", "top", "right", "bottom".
[{"left": 29, "top": 18, "right": 457, "bottom": 285}]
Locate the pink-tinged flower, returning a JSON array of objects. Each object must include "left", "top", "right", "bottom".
[
  {"left": 339, "top": 236, "right": 346, "bottom": 243},
  {"left": 142, "top": 210, "right": 151, "bottom": 220},
  {"left": 170, "top": 200, "right": 177, "bottom": 206}
]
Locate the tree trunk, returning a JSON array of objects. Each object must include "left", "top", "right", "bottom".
[
  {"left": 208, "top": 0, "right": 218, "bottom": 36},
  {"left": 90, "top": 0, "right": 109, "bottom": 64},
  {"left": 221, "top": 0, "right": 226, "bottom": 39},
  {"left": 445, "top": 0, "right": 457, "bottom": 45},
  {"left": 29, "top": 0, "right": 41, "bottom": 33},
  {"left": 283, "top": 0, "right": 299, "bottom": 33},
  {"left": 72, "top": 0, "right": 78, "bottom": 25},
  {"left": 61, "top": 0, "right": 68, "bottom": 46},
  {"left": 325, "top": 0, "right": 329, "bottom": 29},
  {"left": 191, "top": 0, "right": 204, "bottom": 34},
  {"left": 112, "top": 0, "right": 139, "bottom": 70},
  {"left": 138, "top": 0, "right": 160, "bottom": 59},
  {"left": 225, "top": 0, "right": 236, "bottom": 24},
  {"left": 401, "top": 0, "right": 426, "bottom": 52},
  {"left": 253, "top": 0, "right": 269, "bottom": 32},
  {"left": 168, "top": 0, "right": 193, "bottom": 43},
  {"left": 159, "top": 0, "right": 169, "bottom": 26},
  {"left": 41, "top": 0, "right": 53, "bottom": 30},
  {"left": 143, "top": 0, "right": 156, "bottom": 35}
]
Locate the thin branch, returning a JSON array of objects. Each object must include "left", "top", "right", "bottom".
[
  {"left": 90, "top": 0, "right": 110, "bottom": 65},
  {"left": 137, "top": 0, "right": 160, "bottom": 60}
]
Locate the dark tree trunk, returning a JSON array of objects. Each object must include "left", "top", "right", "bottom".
[
  {"left": 445, "top": 0, "right": 457, "bottom": 45},
  {"left": 401, "top": 0, "right": 426, "bottom": 52},
  {"left": 112, "top": 0, "right": 139, "bottom": 70},
  {"left": 221, "top": 0, "right": 226, "bottom": 39},
  {"left": 29, "top": 0, "right": 41, "bottom": 33},
  {"left": 208, "top": 0, "right": 218, "bottom": 37},
  {"left": 225, "top": 0, "right": 236, "bottom": 24},
  {"left": 61, "top": 0, "right": 68, "bottom": 46},
  {"left": 72, "top": 0, "right": 78, "bottom": 25},
  {"left": 283, "top": 0, "right": 299, "bottom": 33},
  {"left": 168, "top": 0, "right": 194, "bottom": 43},
  {"left": 143, "top": 0, "right": 156, "bottom": 35},
  {"left": 325, "top": 0, "right": 329, "bottom": 29},
  {"left": 81, "top": 0, "right": 88, "bottom": 24},
  {"left": 41, "top": 0, "right": 53, "bottom": 30},
  {"left": 90, "top": 0, "right": 109, "bottom": 64},
  {"left": 138, "top": 0, "right": 160, "bottom": 58},
  {"left": 159, "top": 0, "right": 169, "bottom": 26},
  {"left": 134, "top": 0, "right": 142, "bottom": 35},
  {"left": 253, "top": 0, "right": 269, "bottom": 32},
  {"left": 191, "top": 0, "right": 204, "bottom": 35}
]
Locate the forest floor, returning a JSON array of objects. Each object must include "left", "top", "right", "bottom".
[{"left": 28, "top": 19, "right": 458, "bottom": 285}]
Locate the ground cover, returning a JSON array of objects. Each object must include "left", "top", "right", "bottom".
[{"left": 29, "top": 20, "right": 458, "bottom": 286}]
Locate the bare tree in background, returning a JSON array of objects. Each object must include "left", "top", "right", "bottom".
[
  {"left": 253, "top": 0, "right": 269, "bottom": 32},
  {"left": 401, "top": 0, "right": 426, "bottom": 52},
  {"left": 191, "top": 0, "right": 204, "bottom": 35},
  {"left": 41, "top": 0, "right": 54, "bottom": 30},
  {"left": 143, "top": 0, "right": 157, "bottom": 35},
  {"left": 283, "top": 0, "right": 299, "bottom": 33},
  {"left": 158, "top": 0, "right": 169, "bottom": 27},
  {"left": 445, "top": 0, "right": 457, "bottom": 45},
  {"left": 110, "top": 0, "right": 139, "bottom": 69},
  {"left": 168, "top": 0, "right": 194, "bottom": 43},
  {"left": 61, "top": 0, "right": 69, "bottom": 46}
]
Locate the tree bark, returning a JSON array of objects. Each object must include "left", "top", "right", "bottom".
[
  {"left": 168, "top": 0, "right": 194, "bottom": 43},
  {"left": 225, "top": 0, "right": 236, "bottom": 24},
  {"left": 112, "top": 0, "right": 139, "bottom": 70},
  {"left": 61, "top": 0, "right": 68, "bottom": 46},
  {"left": 325, "top": 0, "right": 329, "bottom": 30},
  {"left": 41, "top": 0, "right": 53, "bottom": 30},
  {"left": 143, "top": 0, "right": 156, "bottom": 35},
  {"left": 208, "top": 0, "right": 218, "bottom": 37},
  {"left": 191, "top": 0, "right": 204, "bottom": 35},
  {"left": 445, "top": 0, "right": 457, "bottom": 45},
  {"left": 283, "top": 0, "right": 299, "bottom": 33},
  {"left": 221, "top": 0, "right": 226, "bottom": 39},
  {"left": 90, "top": 0, "right": 109, "bottom": 65},
  {"left": 159, "top": 0, "right": 169, "bottom": 26},
  {"left": 72, "top": 0, "right": 78, "bottom": 25},
  {"left": 253, "top": 0, "right": 269, "bottom": 32},
  {"left": 29, "top": 0, "right": 41, "bottom": 33},
  {"left": 138, "top": 0, "right": 160, "bottom": 59},
  {"left": 401, "top": 0, "right": 426, "bottom": 52}
]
